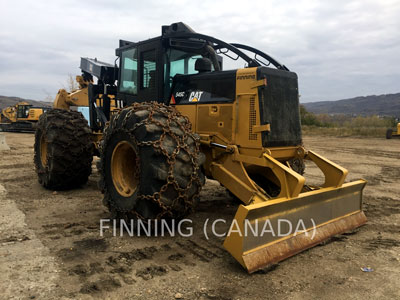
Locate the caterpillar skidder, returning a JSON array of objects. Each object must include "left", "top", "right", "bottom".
[{"left": 34, "top": 22, "right": 367, "bottom": 273}]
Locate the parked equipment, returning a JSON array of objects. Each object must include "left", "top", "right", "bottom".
[
  {"left": 34, "top": 22, "right": 367, "bottom": 273},
  {"left": 386, "top": 123, "right": 400, "bottom": 139},
  {"left": 0, "top": 102, "right": 47, "bottom": 132}
]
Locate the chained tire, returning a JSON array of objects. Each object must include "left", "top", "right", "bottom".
[
  {"left": 34, "top": 109, "right": 93, "bottom": 189},
  {"left": 99, "top": 102, "right": 205, "bottom": 220}
]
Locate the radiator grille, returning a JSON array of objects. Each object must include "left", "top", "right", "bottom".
[
  {"left": 258, "top": 67, "right": 302, "bottom": 147},
  {"left": 249, "top": 96, "right": 257, "bottom": 140}
]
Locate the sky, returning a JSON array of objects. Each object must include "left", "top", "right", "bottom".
[{"left": 0, "top": 0, "right": 399, "bottom": 103}]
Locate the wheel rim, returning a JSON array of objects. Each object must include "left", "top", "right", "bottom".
[
  {"left": 40, "top": 133, "right": 48, "bottom": 167},
  {"left": 111, "top": 141, "right": 138, "bottom": 197}
]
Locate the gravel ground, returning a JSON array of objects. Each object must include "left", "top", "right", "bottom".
[{"left": 0, "top": 132, "right": 399, "bottom": 299}]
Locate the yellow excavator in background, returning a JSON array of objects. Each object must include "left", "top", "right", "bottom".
[
  {"left": 386, "top": 122, "right": 400, "bottom": 139},
  {"left": 34, "top": 23, "right": 367, "bottom": 273},
  {"left": 0, "top": 102, "right": 48, "bottom": 132}
]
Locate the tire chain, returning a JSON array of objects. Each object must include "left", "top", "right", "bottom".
[{"left": 101, "top": 102, "right": 204, "bottom": 220}]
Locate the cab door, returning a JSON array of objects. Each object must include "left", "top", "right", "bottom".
[{"left": 137, "top": 40, "right": 163, "bottom": 102}]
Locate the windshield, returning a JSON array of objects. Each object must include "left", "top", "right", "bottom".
[
  {"left": 163, "top": 48, "right": 223, "bottom": 99},
  {"left": 164, "top": 49, "right": 205, "bottom": 99},
  {"left": 164, "top": 49, "right": 202, "bottom": 79}
]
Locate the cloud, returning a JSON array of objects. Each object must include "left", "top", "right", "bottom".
[{"left": 0, "top": 0, "right": 399, "bottom": 102}]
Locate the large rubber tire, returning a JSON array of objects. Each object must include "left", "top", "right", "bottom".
[
  {"left": 99, "top": 102, "right": 205, "bottom": 220},
  {"left": 34, "top": 109, "right": 93, "bottom": 189},
  {"left": 386, "top": 128, "right": 393, "bottom": 139}
]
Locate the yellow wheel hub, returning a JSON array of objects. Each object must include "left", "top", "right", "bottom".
[
  {"left": 111, "top": 141, "right": 138, "bottom": 197},
  {"left": 40, "top": 134, "right": 48, "bottom": 167}
]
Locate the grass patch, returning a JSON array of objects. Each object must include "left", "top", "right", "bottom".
[{"left": 300, "top": 105, "right": 396, "bottom": 138}]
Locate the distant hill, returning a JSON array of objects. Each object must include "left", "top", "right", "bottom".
[
  {"left": 303, "top": 93, "right": 400, "bottom": 118},
  {"left": 0, "top": 95, "right": 51, "bottom": 110},
  {"left": 2, "top": 93, "right": 400, "bottom": 118}
]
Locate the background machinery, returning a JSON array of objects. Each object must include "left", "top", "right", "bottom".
[
  {"left": 34, "top": 22, "right": 367, "bottom": 273},
  {"left": 386, "top": 122, "right": 400, "bottom": 139},
  {"left": 0, "top": 102, "right": 47, "bottom": 132}
]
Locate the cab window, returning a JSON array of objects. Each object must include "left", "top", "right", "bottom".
[
  {"left": 120, "top": 48, "right": 138, "bottom": 95},
  {"left": 17, "top": 105, "right": 30, "bottom": 118},
  {"left": 164, "top": 49, "right": 202, "bottom": 81},
  {"left": 164, "top": 49, "right": 203, "bottom": 98},
  {"left": 141, "top": 49, "right": 157, "bottom": 90}
]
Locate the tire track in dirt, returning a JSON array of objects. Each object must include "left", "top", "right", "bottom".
[
  {"left": 0, "top": 163, "right": 29, "bottom": 169},
  {"left": 0, "top": 145, "right": 36, "bottom": 184},
  {"left": 176, "top": 239, "right": 223, "bottom": 262},
  {"left": 0, "top": 184, "right": 59, "bottom": 299},
  {"left": 364, "top": 196, "right": 400, "bottom": 218},
  {"left": 364, "top": 237, "right": 400, "bottom": 251},
  {"left": 48, "top": 229, "right": 229, "bottom": 296},
  {"left": 2, "top": 175, "right": 35, "bottom": 183}
]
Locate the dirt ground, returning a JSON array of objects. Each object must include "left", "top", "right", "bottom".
[{"left": 0, "top": 132, "right": 399, "bottom": 300}]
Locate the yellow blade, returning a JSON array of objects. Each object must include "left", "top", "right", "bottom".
[{"left": 223, "top": 180, "right": 367, "bottom": 273}]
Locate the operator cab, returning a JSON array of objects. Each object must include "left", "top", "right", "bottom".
[
  {"left": 16, "top": 104, "right": 32, "bottom": 119},
  {"left": 115, "top": 22, "right": 290, "bottom": 107},
  {"left": 116, "top": 43, "right": 222, "bottom": 104},
  {"left": 115, "top": 23, "right": 236, "bottom": 105}
]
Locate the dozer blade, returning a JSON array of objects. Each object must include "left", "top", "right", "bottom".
[{"left": 223, "top": 180, "right": 366, "bottom": 273}]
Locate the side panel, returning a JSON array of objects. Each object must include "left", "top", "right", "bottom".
[
  {"left": 173, "top": 70, "right": 237, "bottom": 144},
  {"left": 175, "top": 105, "right": 197, "bottom": 131},
  {"left": 175, "top": 103, "right": 234, "bottom": 143},
  {"left": 27, "top": 108, "right": 43, "bottom": 121},
  {"left": 196, "top": 104, "right": 234, "bottom": 142},
  {"left": 172, "top": 70, "right": 236, "bottom": 105},
  {"left": 174, "top": 68, "right": 264, "bottom": 148}
]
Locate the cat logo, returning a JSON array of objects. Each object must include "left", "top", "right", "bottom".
[{"left": 188, "top": 91, "right": 204, "bottom": 102}]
